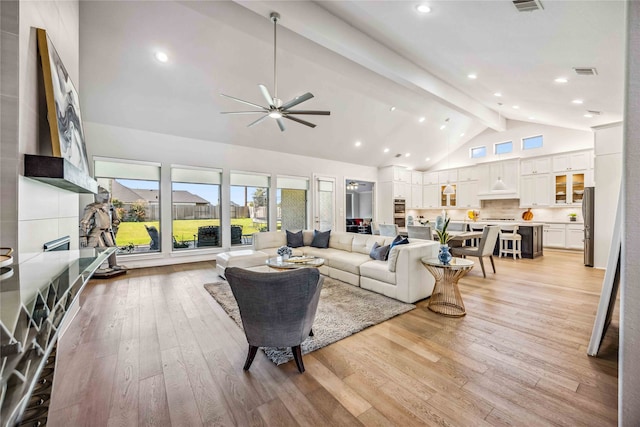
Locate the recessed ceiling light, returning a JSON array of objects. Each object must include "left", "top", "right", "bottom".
[
  {"left": 155, "top": 51, "right": 169, "bottom": 63},
  {"left": 467, "top": 73, "right": 477, "bottom": 79},
  {"left": 405, "top": 153, "right": 411, "bottom": 157},
  {"left": 584, "top": 113, "right": 593, "bottom": 118},
  {"left": 355, "top": 141, "right": 362, "bottom": 147},
  {"left": 416, "top": 4, "right": 431, "bottom": 13},
  {"left": 554, "top": 77, "right": 568, "bottom": 83},
  {"left": 572, "top": 99, "right": 584, "bottom": 104},
  {"left": 425, "top": 157, "right": 431, "bottom": 161},
  {"left": 494, "top": 92, "right": 502, "bottom": 97},
  {"left": 390, "top": 106, "right": 396, "bottom": 111},
  {"left": 460, "top": 133, "right": 465, "bottom": 137},
  {"left": 528, "top": 116, "right": 536, "bottom": 120},
  {"left": 383, "top": 148, "right": 390, "bottom": 153},
  {"left": 406, "top": 167, "right": 414, "bottom": 171},
  {"left": 419, "top": 117, "right": 426, "bottom": 123},
  {"left": 440, "top": 125, "right": 446, "bottom": 130},
  {"left": 512, "top": 105, "right": 520, "bottom": 109}
]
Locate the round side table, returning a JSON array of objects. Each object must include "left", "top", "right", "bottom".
[{"left": 421, "top": 257, "right": 474, "bottom": 317}]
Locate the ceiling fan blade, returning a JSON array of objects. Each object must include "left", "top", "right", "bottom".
[
  {"left": 258, "top": 84, "right": 275, "bottom": 108},
  {"left": 281, "top": 92, "right": 314, "bottom": 110},
  {"left": 276, "top": 118, "right": 285, "bottom": 132},
  {"left": 284, "top": 114, "right": 316, "bottom": 128},
  {"left": 220, "top": 93, "right": 268, "bottom": 110},
  {"left": 247, "top": 114, "right": 270, "bottom": 128},
  {"left": 221, "top": 111, "right": 269, "bottom": 115},
  {"left": 284, "top": 110, "right": 331, "bottom": 116}
]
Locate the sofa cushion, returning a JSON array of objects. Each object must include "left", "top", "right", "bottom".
[
  {"left": 302, "top": 246, "right": 344, "bottom": 261},
  {"left": 390, "top": 235, "right": 409, "bottom": 250},
  {"left": 352, "top": 234, "right": 387, "bottom": 255},
  {"left": 360, "top": 260, "right": 397, "bottom": 285},
  {"left": 327, "top": 252, "right": 371, "bottom": 275},
  {"left": 253, "top": 231, "right": 286, "bottom": 251},
  {"left": 329, "top": 232, "right": 354, "bottom": 252},
  {"left": 369, "top": 242, "right": 390, "bottom": 261},
  {"left": 286, "top": 230, "right": 304, "bottom": 248},
  {"left": 302, "top": 230, "right": 314, "bottom": 246},
  {"left": 311, "top": 230, "right": 331, "bottom": 248}
]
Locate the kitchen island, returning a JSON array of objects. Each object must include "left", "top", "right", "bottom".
[{"left": 474, "top": 221, "right": 544, "bottom": 259}]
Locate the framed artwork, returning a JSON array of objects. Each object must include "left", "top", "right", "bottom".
[{"left": 36, "top": 28, "right": 90, "bottom": 175}]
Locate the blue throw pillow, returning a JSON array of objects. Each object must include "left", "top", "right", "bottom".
[
  {"left": 389, "top": 235, "right": 409, "bottom": 250},
  {"left": 311, "top": 230, "right": 331, "bottom": 248},
  {"left": 369, "top": 242, "right": 390, "bottom": 261},
  {"left": 286, "top": 230, "right": 304, "bottom": 248}
]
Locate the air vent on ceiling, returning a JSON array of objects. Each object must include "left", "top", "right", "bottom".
[
  {"left": 587, "top": 110, "right": 602, "bottom": 115},
  {"left": 394, "top": 154, "right": 402, "bottom": 158},
  {"left": 573, "top": 67, "right": 598, "bottom": 76},
  {"left": 513, "top": 0, "right": 543, "bottom": 12}
]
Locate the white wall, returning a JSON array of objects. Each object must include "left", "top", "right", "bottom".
[
  {"left": 83, "top": 121, "right": 378, "bottom": 267},
  {"left": 593, "top": 122, "right": 623, "bottom": 269},
  {"left": 18, "top": 1, "right": 81, "bottom": 263},
  {"left": 431, "top": 119, "right": 594, "bottom": 171}
]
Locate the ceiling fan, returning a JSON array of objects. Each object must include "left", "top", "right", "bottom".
[{"left": 220, "top": 12, "right": 330, "bottom": 131}]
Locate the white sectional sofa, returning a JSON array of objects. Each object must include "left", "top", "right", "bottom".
[{"left": 247, "top": 230, "right": 439, "bottom": 303}]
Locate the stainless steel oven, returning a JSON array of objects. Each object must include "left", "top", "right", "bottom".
[
  {"left": 394, "top": 199, "right": 406, "bottom": 214},
  {"left": 394, "top": 216, "right": 405, "bottom": 228}
]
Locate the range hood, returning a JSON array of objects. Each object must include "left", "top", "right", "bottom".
[{"left": 477, "top": 191, "right": 519, "bottom": 200}]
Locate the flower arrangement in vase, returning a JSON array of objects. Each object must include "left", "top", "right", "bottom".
[
  {"left": 277, "top": 245, "right": 293, "bottom": 259},
  {"left": 436, "top": 217, "right": 453, "bottom": 264}
]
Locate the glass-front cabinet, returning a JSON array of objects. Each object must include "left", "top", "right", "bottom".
[
  {"left": 554, "top": 172, "right": 585, "bottom": 204},
  {"left": 440, "top": 184, "right": 457, "bottom": 207}
]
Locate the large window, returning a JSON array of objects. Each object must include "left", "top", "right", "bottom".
[
  {"left": 277, "top": 176, "right": 309, "bottom": 232},
  {"left": 171, "top": 167, "right": 221, "bottom": 251},
  {"left": 94, "top": 159, "right": 161, "bottom": 254},
  {"left": 230, "top": 172, "right": 270, "bottom": 246},
  {"left": 523, "top": 135, "right": 543, "bottom": 150}
]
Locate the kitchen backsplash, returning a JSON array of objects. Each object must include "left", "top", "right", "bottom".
[{"left": 408, "top": 199, "right": 583, "bottom": 223}]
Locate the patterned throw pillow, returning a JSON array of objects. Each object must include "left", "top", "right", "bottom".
[
  {"left": 286, "top": 230, "right": 304, "bottom": 248},
  {"left": 369, "top": 242, "right": 390, "bottom": 261},
  {"left": 310, "top": 230, "right": 331, "bottom": 248}
]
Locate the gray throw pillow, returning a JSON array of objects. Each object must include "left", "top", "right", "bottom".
[
  {"left": 369, "top": 242, "right": 390, "bottom": 261},
  {"left": 286, "top": 230, "right": 304, "bottom": 248},
  {"left": 310, "top": 230, "right": 331, "bottom": 248}
]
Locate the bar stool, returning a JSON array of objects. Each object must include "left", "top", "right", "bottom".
[
  {"left": 468, "top": 223, "right": 485, "bottom": 247},
  {"left": 499, "top": 225, "right": 522, "bottom": 259}
]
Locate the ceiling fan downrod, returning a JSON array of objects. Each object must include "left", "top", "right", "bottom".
[{"left": 271, "top": 12, "right": 280, "bottom": 101}]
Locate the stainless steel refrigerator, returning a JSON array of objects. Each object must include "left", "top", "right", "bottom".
[{"left": 582, "top": 187, "right": 595, "bottom": 266}]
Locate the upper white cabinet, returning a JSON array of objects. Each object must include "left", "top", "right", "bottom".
[
  {"left": 552, "top": 151, "right": 590, "bottom": 172},
  {"left": 521, "top": 157, "right": 551, "bottom": 175},
  {"left": 458, "top": 166, "right": 479, "bottom": 182},
  {"left": 394, "top": 168, "right": 412, "bottom": 183},
  {"left": 457, "top": 181, "right": 480, "bottom": 208},
  {"left": 411, "top": 172, "right": 422, "bottom": 185},
  {"left": 423, "top": 172, "right": 439, "bottom": 185},
  {"left": 477, "top": 159, "right": 519, "bottom": 197},
  {"left": 393, "top": 182, "right": 411, "bottom": 201},
  {"left": 410, "top": 185, "right": 422, "bottom": 209},
  {"left": 422, "top": 184, "right": 440, "bottom": 208},
  {"left": 520, "top": 174, "right": 551, "bottom": 207},
  {"left": 438, "top": 169, "right": 458, "bottom": 184}
]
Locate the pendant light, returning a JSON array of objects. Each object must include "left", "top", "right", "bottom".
[
  {"left": 443, "top": 118, "right": 455, "bottom": 194},
  {"left": 491, "top": 103, "right": 507, "bottom": 191}
]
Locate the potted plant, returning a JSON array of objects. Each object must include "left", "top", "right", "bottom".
[
  {"left": 436, "top": 217, "right": 453, "bottom": 264},
  {"left": 569, "top": 213, "right": 577, "bottom": 222}
]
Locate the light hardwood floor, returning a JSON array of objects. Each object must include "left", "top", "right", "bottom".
[{"left": 48, "top": 250, "right": 618, "bottom": 426}]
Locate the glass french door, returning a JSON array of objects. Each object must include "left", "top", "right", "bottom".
[{"left": 314, "top": 176, "right": 335, "bottom": 231}]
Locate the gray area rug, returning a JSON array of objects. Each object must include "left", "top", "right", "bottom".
[{"left": 204, "top": 277, "right": 415, "bottom": 365}]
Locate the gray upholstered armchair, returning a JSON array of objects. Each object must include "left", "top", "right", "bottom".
[{"left": 225, "top": 267, "right": 324, "bottom": 373}]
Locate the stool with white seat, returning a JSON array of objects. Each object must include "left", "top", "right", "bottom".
[
  {"left": 499, "top": 225, "right": 522, "bottom": 259},
  {"left": 468, "top": 223, "right": 485, "bottom": 247}
]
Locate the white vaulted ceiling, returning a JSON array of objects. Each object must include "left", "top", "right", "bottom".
[{"left": 79, "top": 0, "right": 625, "bottom": 170}]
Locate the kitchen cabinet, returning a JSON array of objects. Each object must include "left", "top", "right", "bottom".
[
  {"left": 543, "top": 224, "right": 566, "bottom": 248},
  {"left": 394, "top": 168, "right": 411, "bottom": 183},
  {"left": 438, "top": 169, "right": 458, "bottom": 185},
  {"left": 477, "top": 159, "right": 519, "bottom": 197},
  {"left": 458, "top": 166, "right": 478, "bottom": 182},
  {"left": 457, "top": 180, "right": 480, "bottom": 208},
  {"left": 554, "top": 172, "right": 585, "bottom": 205},
  {"left": 411, "top": 172, "right": 423, "bottom": 185},
  {"left": 409, "top": 184, "right": 422, "bottom": 209},
  {"left": 566, "top": 224, "right": 585, "bottom": 249},
  {"left": 520, "top": 174, "right": 551, "bottom": 207},
  {"left": 440, "top": 184, "right": 457, "bottom": 207},
  {"left": 518, "top": 225, "right": 544, "bottom": 258},
  {"left": 422, "top": 184, "right": 440, "bottom": 208},
  {"left": 552, "top": 151, "right": 590, "bottom": 172},
  {"left": 393, "top": 181, "right": 411, "bottom": 201},
  {"left": 423, "top": 172, "right": 439, "bottom": 185},
  {"left": 521, "top": 157, "right": 551, "bottom": 175}
]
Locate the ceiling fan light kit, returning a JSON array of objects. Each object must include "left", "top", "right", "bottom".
[{"left": 220, "top": 12, "right": 330, "bottom": 131}]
